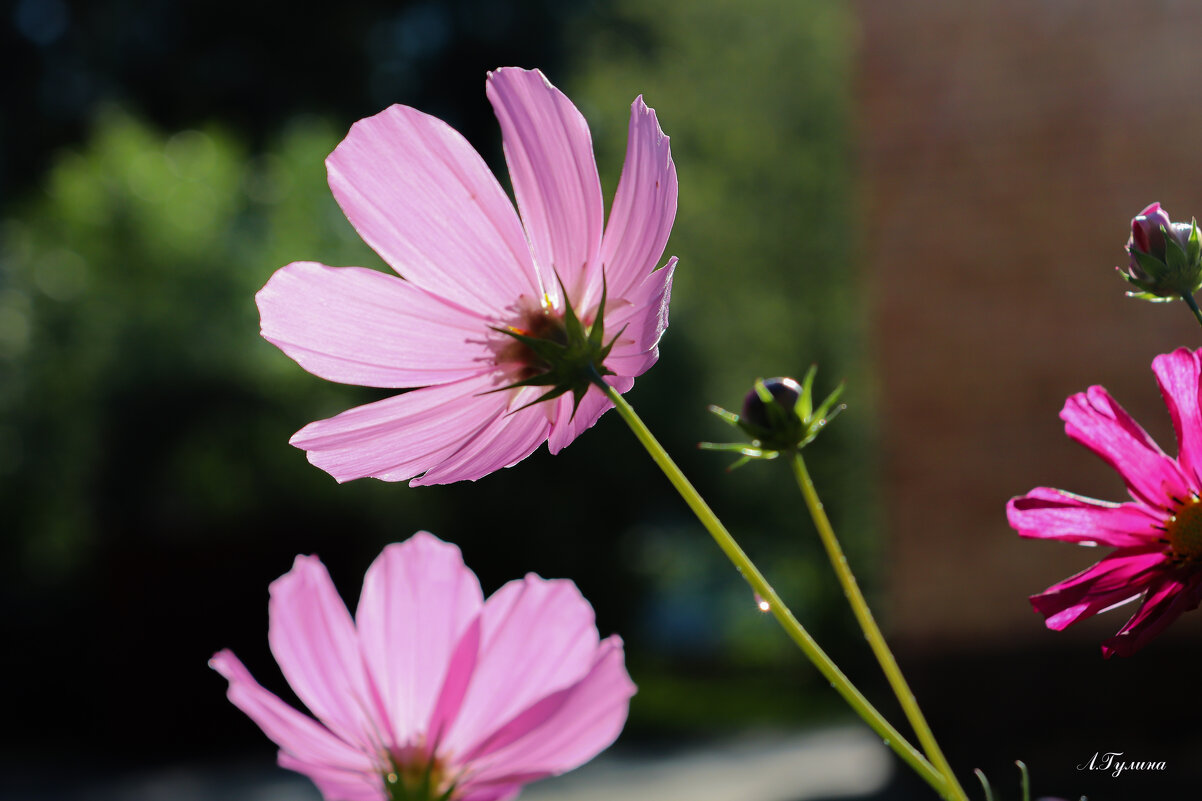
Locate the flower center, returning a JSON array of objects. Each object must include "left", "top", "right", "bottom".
[
  {"left": 1165, "top": 496, "right": 1202, "bottom": 565},
  {"left": 485, "top": 290, "right": 618, "bottom": 412},
  {"left": 493, "top": 300, "right": 570, "bottom": 381},
  {"left": 383, "top": 750, "right": 456, "bottom": 801}
]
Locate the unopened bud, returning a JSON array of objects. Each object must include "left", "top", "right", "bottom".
[
  {"left": 741, "top": 377, "right": 802, "bottom": 431},
  {"left": 1119, "top": 202, "right": 1202, "bottom": 300},
  {"left": 701, "top": 368, "right": 845, "bottom": 469}
]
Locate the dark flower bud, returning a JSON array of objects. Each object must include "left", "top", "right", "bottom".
[
  {"left": 741, "top": 376, "right": 802, "bottom": 431},
  {"left": 701, "top": 368, "right": 845, "bottom": 469}
]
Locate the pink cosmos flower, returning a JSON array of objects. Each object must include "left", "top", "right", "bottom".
[
  {"left": 211, "top": 532, "right": 635, "bottom": 801},
  {"left": 257, "top": 67, "right": 677, "bottom": 485},
  {"left": 1007, "top": 347, "right": 1202, "bottom": 657}
]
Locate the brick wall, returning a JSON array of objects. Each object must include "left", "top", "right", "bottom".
[{"left": 856, "top": 0, "right": 1202, "bottom": 647}]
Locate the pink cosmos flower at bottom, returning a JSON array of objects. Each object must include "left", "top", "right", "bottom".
[
  {"left": 211, "top": 533, "right": 635, "bottom": 801},
  {"left": 1007, "top": 347, "right": 1202, "bottom": 657}
]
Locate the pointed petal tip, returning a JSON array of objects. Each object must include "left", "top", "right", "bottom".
[{"left": 209, "top": 648, "right": 238, "bottom": 676}]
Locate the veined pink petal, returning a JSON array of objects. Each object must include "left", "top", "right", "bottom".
[
  {"left": 268, "top": 557, "right": 385, "bottom": 753},
  {"left": 355, "top": 534, "right": 484, "bottom": 747},
  {"left": 593, "top": 96, "right": 677, "bottom": 311},
  {"left": 546, "top": 376, "right": 633, "bottom": 456},
  {"left": 327, "top": 104, "right": 540, "bottom": 315},
  {"left": 277, "top": 753, "right": 384, "bottom": 801},
  {"left": 210, "top": 650, "right": 379, "bottom": 777},
  {"left": 458, "top": 785, "right": 522, "bottom": 801},
  {"left": 289, "top": 373, "right": 518, "bottom": 484},
  {"left": 426, "top": 617, "right": 481, "bottom": 753},
  {"left": 1153, "top": 347, "right": 1202, "bottom": 490},
  {"left": 1061, "top": 386, "right": 1191, "bottom": 508},
  {"left": 1030, "top": 549, "right": 1166, "bottom": 630},
  {"left": 443, "top": 576, "right": 602, "bottom": 758},
  {"left": 1006, "top": 487, "right": 1165, "bottom": 548},
  {"left": 412, "top": 400, "right": 552, "bottom": 486},
  {"left": 602, "top": 258, "right": 677, "bottom": 379},
  {"left": 1103, "top": 574, "right": 1202, "bottom": 657},
  {"left": 463, "top": 636, "right": 634, "bottom": 788},
  {"left": 486, "top": 68, "right": 604, "bottom": 306},
  {"left": 258, "top": 262, "right": 492, "bottom": 388}
]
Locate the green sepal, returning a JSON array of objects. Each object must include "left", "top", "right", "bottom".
[
  {"left": 1187, "top": 219, "right": 1201, "bottom": 267},
  {"left": 707, "top": 404, "right": 740, "bottom": 426},
  {"left": 973, "top": 768, "right": 995, "bottom": 801},
  {"left": 812, "top": 381, "right": 845, "bottom": 425},
  {"left": 1165, "top": 230, "right": 1189, "bottom": 277},
  {"left": 1131, "top": 247, "right": 1168, "bottom": 282},
  {"left": 697, "top": 440, "right": 779, "bottom": 471},
  {"left": 588, "top": 271, "right": 610, "bottom": 351},
  {"left": 797, "top": 365, "right": 817, "bottom": 421}
]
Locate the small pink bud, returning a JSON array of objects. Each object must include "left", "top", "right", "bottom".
[{"left": 1129, "top": 202, "right": 1173, "bottom": 259}]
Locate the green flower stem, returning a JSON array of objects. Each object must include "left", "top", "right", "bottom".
[
  {"left": 598, "top": 382, "right": 951, "bottom": 799},
  {"left": 789, "top": 451, "right": 968, "bottom": 801},
  {"left": 1182, "top": 291, "right": 1202, "bottom": 330}
]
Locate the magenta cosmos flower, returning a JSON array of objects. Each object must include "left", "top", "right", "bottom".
[
  {"left": 1007, "top": 347, "right": 1202, "bottom": 657},
  {"left": 211, "top": 532, "right": 635, "bottom": 801},
  {"left": 257, "top": 67, "right": 677, "bottom": 485}
]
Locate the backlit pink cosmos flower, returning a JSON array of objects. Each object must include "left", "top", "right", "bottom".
[
  {"left": 211, "top": 532, "right": 635, "bottom": 801},
  {"left": 1007, "top": 347, "right": 1202, "bottom": 657},
  {"left": 257, "top": 67, "right": 677, "bottom": 485}
]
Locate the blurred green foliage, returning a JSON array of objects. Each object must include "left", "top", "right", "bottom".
[{"left": 2, "top": 0, "right": 870, "bottom": 757}]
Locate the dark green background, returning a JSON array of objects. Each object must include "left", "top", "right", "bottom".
[{"left": 2, "top": 0, "right": 874, "bottom": 785}]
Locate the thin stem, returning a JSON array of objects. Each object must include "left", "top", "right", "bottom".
[
  {"left": 1182, "top": 291, "right": 1202, "bottom": 330},
  {"left": 598, "top": 382, "right": 951, "bottom": 798},
  {"left": 790, "top": 451, "right": 968, "bottom": 801}
]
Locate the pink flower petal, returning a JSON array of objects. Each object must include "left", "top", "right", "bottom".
[
  {"left": 277, "top": 753, "right": 384, "bottom": 801},
  {"left": 210, "top": 650, "right": 379, "bottom": 778},
  {"left": 426, "top": 617, "right": 481, "bottom": 752},
  {"left": 545, "top": 376, "right": 632, "bottom": 456},
  {"left": 355, "top": 534, "right": 484, "bottom": 747},
  {"left": 486, "top": 68, "right": 604, "bottom": 306},
  {"left": 326, "top": 104, "right": 540, "bottom": 316},
  {"left": 594, "top": 96, "right": 677, "bottom": 311},
  {"left": 443, "top": 576, "right": 602, "bottom": 759},
  {"left": 1006, "top": 487, "right": 1165, "bottom": 548},
  {"left": 1153, "top": 347, "right": 1202, "bottom": 490},
  {"left": 258, "top": 262, "right": 492, "bottom": 388},
  {"left": 603, "top": 258, "right": 677, "bottom": 379},
  {"left": 1030, "top": 549, "right": 1166, "bottom": 630},
  {"left": 268, "top": 557, "right": 385, "bottom": 753},
  {"left": 289, "top": 373, "right": 518, "bottom": 484},
  {"left": 1102, "top": 573, "right": 1202, "bottom": 657},
  {"left": 458, "top": 785, "right": 522, "bottom": 801},
  {"left": 1060, "top": 385, "right": 1191, "bottom": 509},
  {"left": 463, "top": 636, "right": 635, "bottom": 788},
  {"left": 411, "top": 398, "right": 552, "bottom": 486}
]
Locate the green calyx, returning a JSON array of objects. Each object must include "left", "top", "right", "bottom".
[
  {"left": 700, "top": 366, "right": 846, "bottom": 470},
  {"left": 1122, "top": 219, "right": 1202, "bottom": 301},
  {"left": 489, "top": 275, "right": 622, "bottom": 415}
]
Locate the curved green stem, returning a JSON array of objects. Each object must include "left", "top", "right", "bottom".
[
  {"left": 1182, "top": 291, "right": 1202, "bottom": 330},
  {"left": 598, "top": 382, "right": 952, "bottom": 798},
  {"left": 790, "top": 451, "right": 968, "bottom": 801}
]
